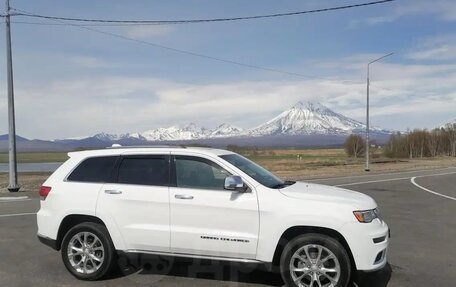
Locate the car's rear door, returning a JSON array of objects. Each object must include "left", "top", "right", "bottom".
[
  {"left": 97, "top": 153, "right": 170, "bottom": 252},
  {"left": 169, "top": 153, "right": 259, "bottom": 259}
]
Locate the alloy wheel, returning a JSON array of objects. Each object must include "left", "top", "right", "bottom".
[
  {"left": 67, "top": 231, "right": 105, "bottom": 274},
  {"left": 289, "top": 244, "right": 341, "bottom": 287}
]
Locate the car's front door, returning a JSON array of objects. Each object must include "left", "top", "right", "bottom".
[
  {"left": 169, "top": 154, "right": 259, "bottom": 259},
  {"left": 97, "top": 153, "right": 170, "bottom": 252}
]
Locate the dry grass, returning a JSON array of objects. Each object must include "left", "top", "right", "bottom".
[
  {"left": 238, "top": 148, "right": 456, "bottom": 179},
  {"left": 0, "top": 152, "right": 68, "bottom": 163},
  {"left": 0, "top": 172, "right": 51, "bottom": 194}
]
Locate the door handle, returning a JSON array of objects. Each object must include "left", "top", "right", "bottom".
[
  {"left": 175, "top": 194, "right": 194, "bottom": 200},
  {"left": 105, "top": 189, "right": 122, "bottom": 195}
]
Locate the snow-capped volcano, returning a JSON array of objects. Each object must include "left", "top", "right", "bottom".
[
  {"left": 58, "top": 101, "right": 391, "bottom": 143},
  {"left": 247, "top": 101, "right": 365, "bottom": 136}
]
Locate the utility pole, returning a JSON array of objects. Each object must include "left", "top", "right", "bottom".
[
  {"left": 365, "top": 52, "right": 394, "bottom": 172},
  {"left": 5, "top": 0, "right": 19, "bottom": 192}
]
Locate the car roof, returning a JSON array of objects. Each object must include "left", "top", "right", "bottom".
[{"left": 67, "top": 146, "right": 235, "bottom": 158}]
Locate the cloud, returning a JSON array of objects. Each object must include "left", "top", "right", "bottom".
[
  {"left": 348, "top": 15, "right": 395, "bottom": 28},
  {"left": 1, "top": 44, "right": 455, "bottom": 140},
  {"left": 407, "top": 46, "right": 453, "bottom": 60},
  {"left": 124, "top": 25, "right": 174, "bottom": 39},
  {"left": 2, "top": 54, "right": 455, "bottom": 140},
  {"left": 349, "top": 0, "right": 456, "bottom": 28},
  {"left": 69, "top": 56, "right": 115, "bottom": 68},
  {"left": 406, "top": 34, "right": 456, "bottom": 61}
]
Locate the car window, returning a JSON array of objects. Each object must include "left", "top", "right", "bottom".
[
  {"left": 220, "top": 153, "right": 286, "bottom": 188},
  {"left": 67, "top": 156, "right": 118, "bottom": 183},
  {"left": 175, "top": 156, "right": 230, "bottom": 190},
  {"left": 118, "top": 156, "right": 168, "bottom": 186}
]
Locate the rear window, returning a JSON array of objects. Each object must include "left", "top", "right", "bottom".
[
  {"left": 117, "top": 156, "right": 168, "bottom": 186},
  {"left": 67, "top": 156, "right": 118, "bottom": 183}
]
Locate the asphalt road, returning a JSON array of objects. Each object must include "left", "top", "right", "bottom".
[{"left": 0, "top": 167, "right": 455, "bottom": 287}]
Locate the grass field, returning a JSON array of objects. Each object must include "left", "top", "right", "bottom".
[
  {"left": 228, "top": 147, "right": 455, "bottom": 179},
  {"left": 0, "top": 172, "right": 51, "bottom": 194},
  {"left": 0, "top": 152, "right": 69, "bottom": 163},
  {"left": 239, "top": 148, "right": 349, "bottom": 171},
  {"left": 0, "top": 149, "right": 349, "bottom": 164},
  {"left": 0, "top": 148, "right": 353, "bottom": 165}
]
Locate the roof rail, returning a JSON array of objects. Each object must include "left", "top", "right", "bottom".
[{"left": 106, "top": 144, "right": 186, "bottom": 149}]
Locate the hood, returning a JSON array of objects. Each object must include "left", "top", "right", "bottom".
[{"left": 279, "top": 181, "right": 377, "bottom": 210}]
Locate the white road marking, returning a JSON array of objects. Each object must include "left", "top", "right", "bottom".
[
  {"left": 411, "top": 177, "right": 456, "bottom": 201},
  {"left": 0, "top": 212, "right": 36, "bottom": 218},
  {"left": 335, "top": 176, "right": 413, "bottom": 187},
  {"left": 0, "top": 196, "right": 30, "bottom": 203},
  {"left": 335, "top": 171, "right": 456, "bottom": 187},
  {"left": 308, "top": 166, "right": 456, "bottom": 182}
]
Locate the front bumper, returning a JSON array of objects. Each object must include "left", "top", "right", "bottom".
[
  {"left": 339, "top": 219, "right": 390, "bottom": 271},
  {"left": 356, "top": 262, "right": 392, "bottom": 287}
]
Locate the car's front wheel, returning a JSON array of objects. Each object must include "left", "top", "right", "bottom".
[
  {"left": 61, "top": 222, "right": 115, "bottom": 280},
  {"left": 280, "top": 233, "right": 351, "bottom": 287}
]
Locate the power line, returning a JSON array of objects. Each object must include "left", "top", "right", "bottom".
[
  {"left": 12, "top": 8, "right": 362, "bottom": 83},
  {"left": 10, "top": 21, "right": 174, "bottom": 27},
  {"left": 10, "top": 0, "right": 394, "bottom": 25}
]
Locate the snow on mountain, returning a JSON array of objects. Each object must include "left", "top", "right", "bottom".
[
  {"left": 209, "top": 123, "right": 244, "bottom": 138},
  {"left": 93, "top": 132, "right": 121, "bottom": 141},
  {"left": 247, "top": 101, "right": 365, "bottom": 136},
  {"left": 58, "top": 101, "right": 391, "bottom": 142},
  {"left": 125, "top": 132, "right": 143, "bottom": 139},
  {"left": 140, "top": 123, "right": 209, "bottom": 141},
  {"left": 139, "top": 123, "right": 243, "bottom": 141}
]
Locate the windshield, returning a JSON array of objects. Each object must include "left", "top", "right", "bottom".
[{"left": 220, "top": 153, "right": 292, "bottom": 189}]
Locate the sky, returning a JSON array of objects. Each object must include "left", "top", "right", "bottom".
[{"left": 0, "top": 0, "right": 455, "bottom": 140}]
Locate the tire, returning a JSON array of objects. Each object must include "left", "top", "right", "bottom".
[
  {"left": 280, "top": 233, "right": 351, "bottom": 287},
  {"left": 61, "top": 222, "right": 115, "bottom": 281}
]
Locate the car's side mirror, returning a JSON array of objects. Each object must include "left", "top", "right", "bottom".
[{"left": 224, "top": 175, "right": 248, "bottom": 193}]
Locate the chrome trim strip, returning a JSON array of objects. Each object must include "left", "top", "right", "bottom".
[{"left": 124, "top": 249, "right": 264, "bottom": 263}]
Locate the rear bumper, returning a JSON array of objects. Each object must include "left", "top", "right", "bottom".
[{"left": 37, "top": 233, "right": 58, "bottom": 250}]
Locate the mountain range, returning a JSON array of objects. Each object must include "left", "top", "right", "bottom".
[
  {"left": 1, "top": 101, "right": 393, "bottom": 151},
  {"left": 57, "top": 101, "right": 389, "bottom": 142}
]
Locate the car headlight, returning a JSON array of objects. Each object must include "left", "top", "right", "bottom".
[{"left": 353, "top": 208, "right": 379, "bottom": 223}]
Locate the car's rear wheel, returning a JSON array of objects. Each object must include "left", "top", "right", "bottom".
[
  {"left": 280, "top": 233, "right": 351, "bottom": 287},
  {"left": 61, "top": 222, "right": 115, "bottom": 280}
]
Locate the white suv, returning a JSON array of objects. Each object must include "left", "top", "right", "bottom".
[{"left": 37, "top": 146, "right": 389, "bottom": 286}]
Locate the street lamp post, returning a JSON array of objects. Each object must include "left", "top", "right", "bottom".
[
  {"left": 365, "top": 52, "right": 394, "bottom": 172},
  {"left": 5, "top": 0, "right": 19, "bottom": 191}
]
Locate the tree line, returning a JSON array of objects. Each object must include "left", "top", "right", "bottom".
[
  {"left": 344, "top": 123, "right": 456, "bottom": 158},
  {"left": 384, "top": 123, "right": 456, "bottom": 158}
]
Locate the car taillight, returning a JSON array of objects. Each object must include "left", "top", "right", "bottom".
[{"left": 39, "top": 186, "right": 52, "bottom": 200}]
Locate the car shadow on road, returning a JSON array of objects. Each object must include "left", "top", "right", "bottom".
[
  {"left": 112, "top": 254, "right": 391, "bottom": 287},
  {"left": 115, "top": 254, "right": 284, "bottom": 286}
]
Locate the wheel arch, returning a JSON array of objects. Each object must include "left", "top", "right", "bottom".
[
  {"left": 56, "top": 214, "right": 106, "bottom": 251},
  {"left": 271, "top": 226, "right": 356, "bottom": 272}
]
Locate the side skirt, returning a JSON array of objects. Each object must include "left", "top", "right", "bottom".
[{"left": 120, "top": 249, "right": 265, "bottom": 264}]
